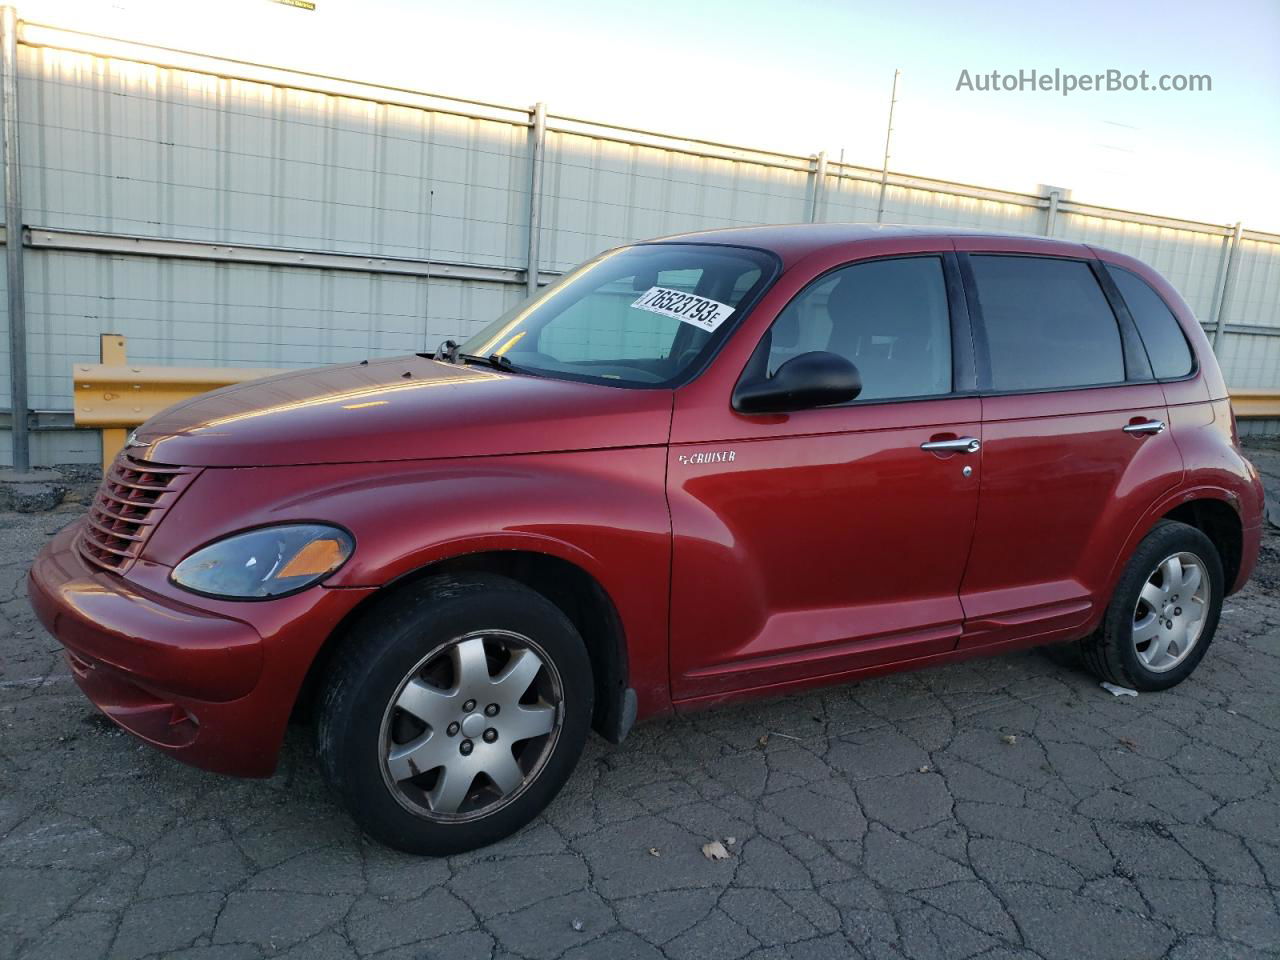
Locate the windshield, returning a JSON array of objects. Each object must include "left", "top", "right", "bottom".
[{"left": 459, "top": 243, "right": 776, "bottom": 387}]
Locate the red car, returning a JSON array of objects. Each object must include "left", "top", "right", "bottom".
[{"left": 29, "top": 225, "right": 1264, "bottom": 854}]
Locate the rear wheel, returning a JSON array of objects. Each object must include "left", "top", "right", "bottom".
[
  {"left": 1081, "top": 520, "right": 1223, "bottom": 691},
  {"left": 317, "top": 573, "right": 593, "bottom": 854}
]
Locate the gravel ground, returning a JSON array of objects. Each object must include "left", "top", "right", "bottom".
[{"left": 1, "top": 445, "right": 1278, "bottom": 960}]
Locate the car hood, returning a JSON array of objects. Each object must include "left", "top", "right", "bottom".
[{"left": 133, "top": 355, "right": 674, "bottom": 467}]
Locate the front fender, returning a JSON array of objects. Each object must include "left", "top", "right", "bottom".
[{"left": 142, "top": 448, "right": 674, "bottom": 717}]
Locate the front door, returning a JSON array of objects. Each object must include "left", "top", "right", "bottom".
[{"left": 667, "top": 252, "right": 983, "bottom": 702}]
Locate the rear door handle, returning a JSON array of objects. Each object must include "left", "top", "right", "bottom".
[
  {"left": 921, "top": 437, "right": 981, "bottom": 454},
  {"left": 1123, "top": 419, "right": 1166, "bottom": 436}
]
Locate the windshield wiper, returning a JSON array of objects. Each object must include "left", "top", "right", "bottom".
[
  {"left": 429, "top": 339, "right": 534, "bottom": 375},
  {"left": 431, "top": 339, "right": 461, "bottom": 363},
  {"left": 456, "top": 352, "right": 535, "bottom": 375}
]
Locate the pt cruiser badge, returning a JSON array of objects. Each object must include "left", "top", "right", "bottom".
[{"left": 678, "top": 450, "right": 736, "bottom": 465}]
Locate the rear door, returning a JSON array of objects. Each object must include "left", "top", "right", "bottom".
[
  {"left": 955, "top": 240, "right": 1181, "bottom": 649},
  {"left": 667, "top": 251, "right": 983, "bottom": 701}
]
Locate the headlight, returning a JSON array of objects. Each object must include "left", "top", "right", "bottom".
[{"left": 171, "top": 523, "right": 354, "bottom": 599}]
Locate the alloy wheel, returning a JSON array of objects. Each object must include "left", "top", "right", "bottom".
[
  {"left": 378, "top": 629, "right": 562, "bottom": 821},
  {"left": 1131, "top": 551, "right": 1210, "bottom": 673}
]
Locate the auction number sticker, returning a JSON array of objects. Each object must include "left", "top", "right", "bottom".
[{"left": 632, "top": 286, "right": 735, "bottom": 333}]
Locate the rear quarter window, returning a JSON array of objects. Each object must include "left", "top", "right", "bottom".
[
  {"left": 1106, "top": 265, "right": 1195, "bottom": 379},
  {"left": 970, "top": 255, "right": 1125, "bottom": 392}
]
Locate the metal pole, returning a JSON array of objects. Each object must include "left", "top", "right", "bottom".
[
  {"left": 422, "top": 188, "right": 433, "bottom": 352},
  {"left": 1211, "top": 221, "right": 1244, "bottom": 349},
  {"left": 875, "top": 69, "right": 900, "bottom": 224},
  {"left": 1044, "top": 189, "right": 1061, "bottom": 236},
  {"left": 808, "top": 151, "right": 827, "bottom": 223},
  {"left": 525, "top": 102, "right": 546, "bottom": 297},
  {"left": 1, "top": 6, "right": 27, "bottom": 471},
  {"left": 1206, "top": 230, "right": 1231, "bottom": 328}
]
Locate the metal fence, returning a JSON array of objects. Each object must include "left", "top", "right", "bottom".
[{"left": 3, "top": 12, "right": 1279, "bottom": 467}]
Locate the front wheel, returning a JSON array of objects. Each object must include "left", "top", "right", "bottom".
[
  {"left": 316, "top": 574, "right": 593, "bottom": 854},
  {"left": 1081, "top": 520, "right": 1223, "bottom": 692}
]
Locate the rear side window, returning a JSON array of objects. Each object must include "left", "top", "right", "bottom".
[
  {"left": 971, "top": 255, "right": 1125, "bottom": 392},
  {"left": 764, "top": 256, "right": 952, "bottom": 401},
  {"left": 1107, "top": 265, "right": 1194, "bottom": 379}
]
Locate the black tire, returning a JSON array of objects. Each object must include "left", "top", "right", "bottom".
[
  {"left": 316, "top": 573, "right": 593, "bottom": 855},
  {"left": 1080, "top": 520, "right": 1223, "bottom": 692}
]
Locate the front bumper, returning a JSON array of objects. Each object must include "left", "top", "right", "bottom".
[{"left": 28, "top": 522, "right": 375, "bottom": 777}]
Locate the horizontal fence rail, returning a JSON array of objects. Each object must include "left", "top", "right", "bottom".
[
  {"left": 27, "top": 228, "right": 560, "bottom": 286},
  {"left": 2, "top": 12, "right": 1278, "bottom": 468}
]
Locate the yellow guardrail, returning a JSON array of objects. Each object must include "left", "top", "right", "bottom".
[
  {"left": 72, "top": 334, "right": 1280, "bottom": 474},
  {"left": 1229, "top": 389, "right": 1280, "bottom": 420},
  {"left": 76, "top": 335, "right": 288, "bottom": 471}
]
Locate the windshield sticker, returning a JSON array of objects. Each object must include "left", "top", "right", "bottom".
[{"left": 632, "top": 286, "right": 735, "bottom": 333}]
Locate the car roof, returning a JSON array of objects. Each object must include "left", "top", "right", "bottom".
[{"left": 651, "top": 222, "right": 1087, "bottom": 264}]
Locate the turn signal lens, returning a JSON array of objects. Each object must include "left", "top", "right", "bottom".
[{"left": 278, "top": 537, "right": 346, "bottom": 578}]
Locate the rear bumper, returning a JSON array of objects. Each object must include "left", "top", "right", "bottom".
[
  {"left": 28, "top": 523, "right": 374, "bottom": 777},
  {"left": 1233, "top": 453, "right": 1267, "bottom": 594},
  {"left": 1234, "top": 520, "right": 1263, "bottom": 595}
]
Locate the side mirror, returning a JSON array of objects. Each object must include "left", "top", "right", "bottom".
[{"left": 733, "top": 351, "right": 862, "bottom": 414}]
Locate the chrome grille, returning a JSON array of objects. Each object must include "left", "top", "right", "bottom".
[{"left": 78, "top": 453, "right": 197, "bottom": 573}]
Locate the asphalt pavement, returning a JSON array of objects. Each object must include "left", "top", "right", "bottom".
[{"left": 2, "top": 443, "right": 1278, "bottom": 960}]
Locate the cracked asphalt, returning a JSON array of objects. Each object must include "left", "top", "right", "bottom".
[{"left": 2, "top": 443, "right": 1279, "bottom": 960}]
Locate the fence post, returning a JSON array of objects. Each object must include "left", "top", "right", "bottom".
[
  {"left": 526, "top": 102, "right": 546, "bottom": 297},
  {"left": 1206, "top": 229, "right": 1232, "bottom": 330},
  {"left": 1211, "top": 222, "right": 1243, "bottom": 349},
  {"left": 808, "top": 151, "right": 827, "bottom": 223},
  {"left": 1037, "top": 184, "right": 1070, "bottom": 237},
  {"left": 1044, "top": 189, "right": 1061, "bottom": 236},
  {"left": 98, "top": 334, "right": 127, "bottom": 472},
  {"left": 1, "top": 6, "right": 28, "bottom": 471}
]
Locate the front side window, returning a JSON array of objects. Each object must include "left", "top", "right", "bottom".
[
  {"left": 1107, "top": 265, "right": 1194, "bottom": 379},
  {"left": 970, "top": 255, "right": 1125, "bottom": 392},
  {"left": 460, "top": 244, "right": 774, "bottom": 387},
  {"left": 762, "top": 256, "right": 952, "bottom": 401}
]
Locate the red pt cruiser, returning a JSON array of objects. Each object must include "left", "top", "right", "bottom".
[{"left": 29, "top": 225, "right": 1264, "bottom": 854}]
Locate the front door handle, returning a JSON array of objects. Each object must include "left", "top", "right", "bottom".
[
  {"left": 1123, "top": 419, "right": 1166, "bottom": 436},
  {"left": 921, "top": 437, "right": 981, "bottom": 454}
]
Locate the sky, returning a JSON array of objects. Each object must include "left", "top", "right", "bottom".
[{"left": 21, "top": 0, "right": 1280, "bottom": 231}]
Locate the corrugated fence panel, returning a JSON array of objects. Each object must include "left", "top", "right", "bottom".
[
  {"left": 821, "top": 175, "right": 1043, "bottom": 234},
  {"left": 0, "top": 428, "right": 95, "bottom": 468},
  {"left": 539, "top": 131, "right": 811, "bottom": 271},
  {"left": 1231, "top": 239, "right": 1280, "bottom": 330},
  {"left": 19, "top": 45, "right": 532, "bottom": 267},
  {"left": 4, "top": 28, "right": 1280, "bottom": 465},
  {"left": 1054, "top": 213, "right": 1228, "bottom": 323},
  {"left": 820, "top": 174, "right": 881, "bottom": 223},
  {"left": 881, "top": 185, "right": 1043, "bottom": 234},
  {"left": 1215, "top": 333, "right": 1280, "bottom": 389},
  {"left": 1216, "top": 238, "right": 1280, "bottom": 388},
  {"left": 1, "top": 80, "right": 6, "bottom": 450},
  {"left": 24, "top": 248, "right": 521, "bottom": 408},
  {"left": 0, "top": 261, "right": 10, "bottom": 460}
]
